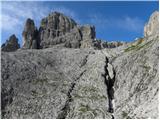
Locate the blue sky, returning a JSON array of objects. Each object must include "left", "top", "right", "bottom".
[{"left": 1, "top": 1, "right": 159, "bottom": 46}]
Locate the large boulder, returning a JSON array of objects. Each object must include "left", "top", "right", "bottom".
[
  {"left": 1, "top": 34, "right": 20, "bottom": 52},
  {"left": 22, "top": 18, "right": 39, "bottom": 49},
  {"left": 144, "top": 11, "right": 159, "bottom": 37}
]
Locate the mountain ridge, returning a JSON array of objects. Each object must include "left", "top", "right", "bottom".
[{"left": 1, "top": 10, "right": 159, "bottom": 119}]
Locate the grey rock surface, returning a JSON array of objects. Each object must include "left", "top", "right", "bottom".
[
  {"left": 39, "top": 12, "right": 78, "bottom": 48},
  {"left": 93, "top": 39, "right": 127, "bottom": 49},
  {"left": 1, "top": 48, "right": 114, "bottom": 119},
  {"left": 1, "top": 34, "right": 20, "bottom": 52},
  {"left": 80, "top": 25, "right": 95, "bottom": 48},
  {"left": 1, "top": 11, "right": 159, "bottom": 119},
  {"left": 101, "top": 27, "right": 159, "bottom": 119},
  {"left": 111, "top": 35, "right": 159, "bottom": 119},
  {"left": 21, "top": 12, "right": 125, "bottom": 50},
  {"left": 22, "top": 18, "right": 39, "bottom": 49},
  {"left": 144, "top": 11, "right": 159, "bottom": 37}
]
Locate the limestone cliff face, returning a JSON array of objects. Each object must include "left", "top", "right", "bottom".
[
  {"left": 21, "top": 12, "right": 118, "bottom": 49},
  {"left": 39, "top": 12, "right": 97, "bottom": 49},
  {"left": 22, "top": 18, "right": 39, "bottom": 49},
  {"left": 1, "top": 34, "right": 20, "bottom": 52},
  {"left": 102, "top": 11, "right": 159, "bottom": 119},
  {"left": 1, "top": 11, "right": 159, "bottom": 119},
  {"left": 39, "top": 12, "right": 78, "bottom": 48},
  {"left": 80, "top": 25, "right": 95, "bottom": 48},
  {"left": 144, "top": 11, "right": 159, "bottom": 37}
]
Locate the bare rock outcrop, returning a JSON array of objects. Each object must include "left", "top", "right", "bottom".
[
  {"left": 1, "top": 10, "right": 158, "bottom": 119},
  {"left": 101, "top": 11, "right": 159, "bottom": 119},
  {"left": 22, "top": 18, "right": 39, "bottom": 49},
  {"left": 1, "top": 34, "right": 20, "bottom": 52},
  {"left": 21, "top": 12, "right": 123, "bottom": 49},
  {"left": 93, "top": 39, "right": 126, "bottom": 49},
  {"left": 23, "top": 12, "right": 96, "bottom": 49},
  {"left": 39, "top": 12, "right": 78, "bottom": 48},
  {"left": 144, "top": 11, "right": 159, "bottom": 37},
  {"left": 80, "top": 25, "right": 95, "bottom": 48},
  {"left": 1, "top": 48, "right": 114, "bottom": 119}
]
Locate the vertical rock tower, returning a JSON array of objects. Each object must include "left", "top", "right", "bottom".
[
  {"left": 22, "top": 12, "right": 96, "bottom": 49},
  {"left": 39, "top": 12, "right": 78, "bottom": 48},
  {"left": 22, "top": 18, "right": 39, "bottom": 49}
]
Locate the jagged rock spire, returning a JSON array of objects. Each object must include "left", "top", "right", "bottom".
[
  {"left": 1, "top": 34, "right": 20, "bottom": 52},
  {"left": 22, "top": 18, "right": 39, "bottom": 49}
]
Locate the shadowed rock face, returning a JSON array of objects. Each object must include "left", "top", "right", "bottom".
[
  {"left": 21, "top": 12, "right": 123, "bottom": 49},
  {"left": 39, "top": 12, "right": 96, "bottom": 49},
  {"left": 93, "top": 40, "right": 127, "bottom": 49},
  {"left": 22, "top": 18, "right": 39, "bottom": 49},
  {"left": 1, "top": 34, "right": 20, "bottom": 52},
  {"left": 39, "top": 12, "right": 78, "bottom": 48},
  {"left": 40, "top": 12, "right": 77, "bottom": 39}
]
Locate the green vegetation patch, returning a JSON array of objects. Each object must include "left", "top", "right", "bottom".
[
  {"left": 140, "top": 65, "right": 151, "bottom": 71},
  {"left": 122, "top": 111, "right": 132, "bottom": 119},
  {"left": 124, "top": 39, "right": 153, "bottom": 52},
  {"left": 79, "top": 105, "right": 90, "bottom": 112}
]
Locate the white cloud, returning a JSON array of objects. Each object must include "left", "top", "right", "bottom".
[
  {"left": 0, "top": 14, "right": 22, "bottom": 31},
  {"left": 1, "top": 1, "right": 78, "bottom": 34}
]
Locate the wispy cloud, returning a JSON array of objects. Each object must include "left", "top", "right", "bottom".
[
  {"left": 88, "top": 13, "right": 145, "bottom": 33},
  {"left": 1, "top": 1, "right": 78, "bottom": 44}
]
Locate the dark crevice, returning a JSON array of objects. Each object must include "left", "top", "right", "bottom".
[
  {"left": 102, "top": 57, "right": 116, "bottom": 119},
  {"left": 57, "top": 70, "right": 86, "bottom": 119},
  {"left": 80, "top": 55, "right": 89, "bottom": 68}
]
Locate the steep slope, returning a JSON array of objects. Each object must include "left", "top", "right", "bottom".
[
  {"left": 111, "top": 36, "right": 158, "bottom": 119},
  {"left": 101, "top": 11, "right": 159, "bottom": 119},
  {"left": 1, "top": 11, "right": 159, "bottom": 119},
  {"left": 1, "top": 48, "right": 115, "bottom": 119}
]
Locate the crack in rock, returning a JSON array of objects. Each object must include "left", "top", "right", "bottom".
[
  {"left": 57, "top": 70, "right": 86, "bottom": 119},
  {"left": 103, "top": 57, "right": 116, "bottom": 119}
]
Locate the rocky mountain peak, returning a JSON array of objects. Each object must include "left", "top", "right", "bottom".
[
  {"left": 39, "top": 11, "right": 77, "bottom": 41},
  {"left": 1, "top": 34, "right": 20, "bottom": 52},
  {"left": 1, "top": 10, "right": 159, "bottom": 119},
  {"left": 144, "top": 11, "right": 159, "bottom": 37},
  {"left": 22, "top": 18, "right": 39, "bottom": 49},
  {"left": 39, "top": 12, "right": 96, "bottom": 48},
  {"left": 12, "top": 11, "right": 126, "bottom": 50}
]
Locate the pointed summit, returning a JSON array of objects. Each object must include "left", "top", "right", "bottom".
[
  {"left": 22, "top": 18, "right": 39, "bottom": 49},
  {"left": 1, "top": 34, "right": 20, "bottom": 52},
  {"left": 144, "top": 11, "right": 159, "bottom": 37}
]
